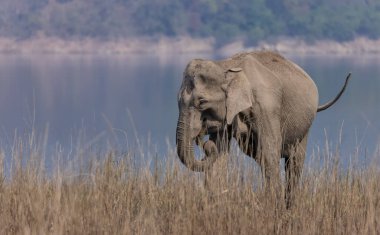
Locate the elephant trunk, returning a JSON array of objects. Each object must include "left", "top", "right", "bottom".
[{"left": 176, "top": 109, "right": 218, "bottom": 172}]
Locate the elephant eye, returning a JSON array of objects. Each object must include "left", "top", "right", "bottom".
[
  {"left": 199, "top": 98, "right": 207, "bottom": 105},
  {"left": 198, "top": 98, "right": 208, "bottom": 110}
]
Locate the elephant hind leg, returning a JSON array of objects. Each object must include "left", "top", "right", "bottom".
[{"left": 284, "top": 135, "right": 308, "bottom": 209}]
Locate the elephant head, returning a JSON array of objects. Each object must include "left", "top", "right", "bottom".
[{"left": 176, "top": 59, "right": 252, "bottom": 172}]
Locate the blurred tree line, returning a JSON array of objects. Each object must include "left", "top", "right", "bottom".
[{"left": 1, "top": 0, "right": 379, "bottom": 45}]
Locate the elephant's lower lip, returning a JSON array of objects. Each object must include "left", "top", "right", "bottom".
[
  {"left": 206, "top": 126, "right": 221, "bottom": 132},
  {"left": 203, "top": 120, "right": 222, "bottom": 133},
  {"left": 204, "top": 119, "right": 220, "bottom": 126}
]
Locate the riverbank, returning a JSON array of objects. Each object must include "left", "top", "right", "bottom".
[{"left": 1, "top": 36, "right": 380, "bottom": 56}]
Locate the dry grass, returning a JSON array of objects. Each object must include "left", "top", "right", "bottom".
[{"left": 0, "top": 137, "right": 380, "bottom": 235}]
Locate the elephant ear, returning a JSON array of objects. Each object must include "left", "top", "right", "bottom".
[{"left": 224, "top": 68, "right": 252, "bottom": 125}]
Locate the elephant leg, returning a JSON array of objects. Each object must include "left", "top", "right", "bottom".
[
  {"left": 284, "top": 135, "right": 308, "bottom": 209},
  {"left": 259, "top": 146, "right": 281, "bottom": 196},
  {"left": 256, "top": 118, "right": 282, "bottom": 200}
]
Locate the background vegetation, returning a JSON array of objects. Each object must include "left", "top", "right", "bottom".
[{"left": 2, "top": 0, "right": 380, "bottom": 46}]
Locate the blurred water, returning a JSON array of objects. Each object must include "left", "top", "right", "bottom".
[{"left": 0, "top": 54, "right": 378, "bottom": 163}]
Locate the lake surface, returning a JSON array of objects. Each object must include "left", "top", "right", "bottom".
[{"left": 0, "top": 53, "right": 379, "bottom": 164}]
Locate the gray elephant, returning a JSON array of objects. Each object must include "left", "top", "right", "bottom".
[{"left": 176, "top": 51, "right": 350, "bottom": 206}]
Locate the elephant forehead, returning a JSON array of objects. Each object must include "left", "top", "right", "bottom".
[
  {"left": 184, "top": 72, "right": 218, "bottom": 89},
  {"left": 185, "top": 59, "right": 205, "bottom": 76},
  {"left": 185, "top": 59, "right": 224, "bottom": 79}
]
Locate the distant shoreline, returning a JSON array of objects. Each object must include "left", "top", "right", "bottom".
[{"left": 1, "top": 36, "right": 380, "bottom": 56}]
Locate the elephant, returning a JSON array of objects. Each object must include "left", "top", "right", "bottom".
[{"left": 176, "top": 51, "right": 351, "bottom": 207}]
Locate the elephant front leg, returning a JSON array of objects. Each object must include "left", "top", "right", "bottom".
[
  {"left": 256, "top": 119, "right": 283, "bottom": 205},
  {"left": 258, "top": 140, "right": 282, "bottom": 192}
]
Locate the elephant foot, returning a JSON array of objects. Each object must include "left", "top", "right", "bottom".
[{"left": 201, "top": 140, "right": 218, "bottom": 161}]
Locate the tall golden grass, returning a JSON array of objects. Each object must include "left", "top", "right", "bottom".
[{"left": 0, "top": 135, "right": 379, "bottom": 234}]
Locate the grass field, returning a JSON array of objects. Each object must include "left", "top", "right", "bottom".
[{"left": 0, "top": 136, "right": 379, "bottom": 234}]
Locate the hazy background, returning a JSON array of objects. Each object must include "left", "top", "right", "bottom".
[{"left": 1, "top": 0, "right": 380, "bottom": 46}]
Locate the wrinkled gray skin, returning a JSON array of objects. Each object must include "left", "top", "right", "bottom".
[{"left": 176, "top": 51, "right": 350, "bottom": 207}]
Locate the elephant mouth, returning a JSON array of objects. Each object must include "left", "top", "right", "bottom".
[{"left": 203, "top": 119, "right": 223, "bottom": 133}]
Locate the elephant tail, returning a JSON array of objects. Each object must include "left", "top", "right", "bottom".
[{"left": 317, "top": 72, "right": 351, "bottom": 112}]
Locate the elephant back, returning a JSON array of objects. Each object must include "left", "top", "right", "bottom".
[{"left": 248, "top": 51, "right": 310, "bottom": 80}]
